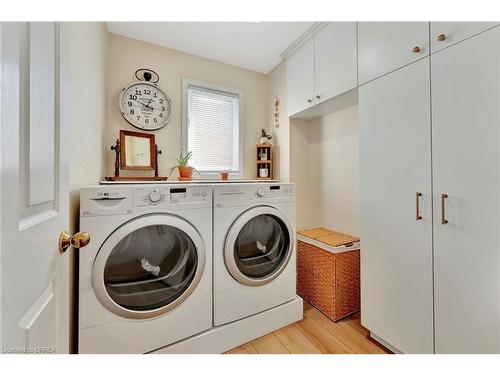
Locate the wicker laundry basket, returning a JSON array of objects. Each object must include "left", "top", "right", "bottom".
[{"left": 297, "top": 227, "right": 360, "bottom": 322}]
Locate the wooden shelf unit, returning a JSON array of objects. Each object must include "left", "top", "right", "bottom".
[{"left": 256, "top": 144, "right": 273, "bottom": 180}]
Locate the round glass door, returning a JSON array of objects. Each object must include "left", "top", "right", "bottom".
[
  {"left": 224, "top": 207, "right": 293, "bottom": 286},
  {"left": 92, "top": 215, "right": 206, "bottom": 319}
]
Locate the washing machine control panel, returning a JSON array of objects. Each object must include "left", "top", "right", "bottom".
[{"left": 134, "top": 186, "right": 209, "bottom": 209}]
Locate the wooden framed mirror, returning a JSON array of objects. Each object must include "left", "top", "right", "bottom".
[{"left": 120, "top": 130, "right": 155, "bottom": 170}]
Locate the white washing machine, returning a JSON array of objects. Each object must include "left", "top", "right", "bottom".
[
  {"left": 213, "top": 183, "right": 297, "bottom": 326},
  {"left": 78, "top": 184, "right": 212, "bottom": 353}
]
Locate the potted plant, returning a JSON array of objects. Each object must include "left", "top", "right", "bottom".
[
  {"left": 260, "top": 128, "right": 273, "bottom": 144},
  {"left": 168, "top": 151, "right": 197, "bottom": 180}
]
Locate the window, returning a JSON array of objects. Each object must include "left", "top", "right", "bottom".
[{"left": 182, "top": 79, "right": 243, "bottom": 177}]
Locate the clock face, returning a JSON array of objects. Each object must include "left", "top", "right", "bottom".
[{"left": 120, "top": 82, "right": 172, "bottom": 131}]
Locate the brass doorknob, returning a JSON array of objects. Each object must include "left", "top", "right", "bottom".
[
  {"left": 437, "top": 33, "right": 446, "bottom": 42},
  {"left": 412, "top": 46, "right": 421, "bottom": 53},
  {"left": 58, "top": 231, "right": 90, "bottom": 253}
]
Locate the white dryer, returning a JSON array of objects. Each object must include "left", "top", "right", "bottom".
[
  {"left": 78, "top": 184, "right": 212, "bottom": 353},
  {"left": 213, "top": 183, "right": 297, "bottom": 326}
]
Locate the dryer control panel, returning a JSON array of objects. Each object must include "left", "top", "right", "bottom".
[{"left": 214, "top": 183, "right": 295, "bottom": 207}]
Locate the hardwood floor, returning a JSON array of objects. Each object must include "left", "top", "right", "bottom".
[{"left": 226, "top": 301, "right": 391, "bottom": 354}]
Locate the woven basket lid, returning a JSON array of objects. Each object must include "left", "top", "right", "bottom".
[{"left": 297, "top": 227, "right": 359, "bottom": 247}]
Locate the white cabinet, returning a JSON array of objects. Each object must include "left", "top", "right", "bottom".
[
  {"left": 358, "top": 22, "right": 429, "bottom": 85},
  {"left": 432, "top": 27, "right": 500, "bottom": 353},
  {"left": 286, "top": 22, "right": 357, "bottom": 117},
  {"left": 430, "top": 22, "right": 499, "bottom": 53},
  {"left": 286, "top": 38, "right": 315, "bottom": 116},
  {"left": 314, "top": 22, "right": 357, "bottom": 105},
  {"left": 360, "top": 26, "right": 500, "bottom": 353},
  {"left": 359, "top": 58, "right": 434, "bottom": 354}
]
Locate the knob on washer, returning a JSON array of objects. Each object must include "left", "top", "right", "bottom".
[
  {"left": 256, "top": 188, "right": 265, "bottom": 197},
  {"left": 149, "top": 190, "right": 161, "bottom": 202}
]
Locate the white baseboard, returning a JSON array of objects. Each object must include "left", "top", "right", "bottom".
[
  {"left": 152, "top": 297, "right": 304, "bottom": 354},
  {"left": 370, "top": 332, "right": 402, "bottom": 354}
]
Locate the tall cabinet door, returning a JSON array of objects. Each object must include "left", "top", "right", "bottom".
[
  {"left": 359, "top": 58, "right": 434, "bottom": 353},
  {"left": 432, "top": 27, "right": 500, "bottom": 353}
]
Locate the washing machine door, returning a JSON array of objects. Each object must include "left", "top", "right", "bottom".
[
  {"left": 92, "top": 214, "right": 205, "bottom": 319},
  {"left": 224, "top": 206, "right": 293, "bottom": 286}
]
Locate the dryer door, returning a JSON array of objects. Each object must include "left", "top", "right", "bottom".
[
  {"left": 224, "top": 206, "right": 293, "bottom": 286},
  {"left": 92, "top": 214, "right": 205, "bottom": 319}
]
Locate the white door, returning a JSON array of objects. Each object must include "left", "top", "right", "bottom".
[
  {"left": 286, "top": 37, "right": 314, "bottom": 117},
  {"left": 432, "top": 27, "right": 500, "bottom": 353},
  {"left": 430, "top": 22, "right": 499, "bottom": 53},
  {"left": 314, "top": 22, "right": 357, "bottom": 104},
  {"left": 359, "top": 58, "right": 434, "bottom": 353},
  {"left": 1, "top": 22, "right": 71, "bottom": 353},
  {"left": 358, "top": 22, "right": 429, "bottom": 85}
]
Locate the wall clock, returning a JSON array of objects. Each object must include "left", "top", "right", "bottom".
[{"left": 119, "top": 70, "right": 172, "bottom": 131}]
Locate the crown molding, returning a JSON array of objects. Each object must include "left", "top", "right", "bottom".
[{"left": 280, "top": 22, "right": 329, "bottom": 60}]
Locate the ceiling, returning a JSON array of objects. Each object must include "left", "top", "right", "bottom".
[{"left": 106, "top": 22, "right": 315, "bottom": 74}]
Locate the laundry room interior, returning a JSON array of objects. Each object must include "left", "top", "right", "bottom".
[{"left": 2, "top": 2, "right": 500, "bottom": 366}]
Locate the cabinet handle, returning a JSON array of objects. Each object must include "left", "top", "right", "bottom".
[
  {"left": 416, "top": 192, "right": 423, "bottom": 220},
  {"left": 316, "top": 95, "right": 321, "bottom": 99},
  {"left": 441, "top": 193, "right": 449, "bottom": 224},
  {"left": 437, "top": 33, "right": 446, "bottom": 42},
  {"left": 412, "top": 46, "right": 421, "bottom": 53},
  {"left": 307, "top": 98, "right": 312, "bottom": 103}
]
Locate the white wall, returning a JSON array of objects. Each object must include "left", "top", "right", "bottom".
[
  {"left": 290, "top": 104, "right": 360, "bottom": 236},
  {"left": 267, "top": 61, "right": 290, "bottom": 181},
  {"left": 67, "top": 22, "right": 108, "bottom": 352},
  {"left": 106, "top": 33, "right": 268, "bottom": 179}
]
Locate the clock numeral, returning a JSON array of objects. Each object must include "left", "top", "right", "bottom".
[
  {"left": 143, "top": 89, "right": 151, "bottom": 95},
  {"left": 136, "top": 116, "right": 140, "bottom": 121},
  {"left": 159, "top": 99, "right": 164, "bottom": 104},
  {"left": 134, "top": 90, "right": 142, "bottom": 95},
  {"left": 127, "top": 101, "right": 132, "bottom": 107},
  {"left": 130, "top": 109, "right": 134, "bottom": 115},
  {"left": 145, "top": 119, "right": 149, "bottom": 124},
  {"left": 153, "top": 93, "right": 157, "bottom": 98},
  {"left": 159, "top": 113, "right": 163, "bottom": 118},
  {"left": 129, "top": 94, "right": 137, "bottom": 100},
  {"left": 161, "top": 106, "right": 165, "bottom": 111},
  {"left": 153, "top": 118, "right": 157, "bottom": 123}
]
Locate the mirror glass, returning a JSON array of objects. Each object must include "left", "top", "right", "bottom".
[
  {"left": 119, "top": 130, "right": 155, "bottom": 170},
  {"left": 125, "top": 135, "right": 151, "bottom": 167}
]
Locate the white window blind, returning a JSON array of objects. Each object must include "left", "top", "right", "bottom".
[{"left": 187, "top": 84, "right": 240, "bottom": 173}]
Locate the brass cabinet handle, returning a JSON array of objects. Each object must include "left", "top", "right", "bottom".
[
  {"left": 441, "top": 193, "right": 449, "bottom": 224},
  {"left": 416, "top": 192, "right": 423, "bottom": 220},
  {"left": 58, "top": 231, "right": 91, "bottom": 253},
  {"left": 437, "top": 33, "right": 446, "bottom": 42},
  {"left": 412, "top": 46, "right": 421, "bottom": 53}
]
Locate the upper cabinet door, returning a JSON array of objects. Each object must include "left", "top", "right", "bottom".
[
  {"left": 431, "top": 22, "right": 499, "bottom": 53},
  {"left": 286, "top": 37, "right": 315, "bottom": 117},
  {"left": 358, "top": 22, "right": 429, "bottom": 85},
  {"left": 432, "top": 27, "right": 500, "bottom": 354},
  {"left": 314, "top": 22, "right": 357, "bottom": 104}
]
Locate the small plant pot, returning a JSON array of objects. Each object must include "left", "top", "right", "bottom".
[
  {"left": 178, "top": 166, "right": 193, "bottom": 179},
  {"left": 220, "top": 171, "right": 229, "bottom": 180}
]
